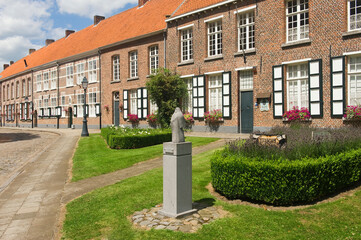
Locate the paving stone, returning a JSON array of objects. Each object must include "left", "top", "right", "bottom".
[
  {"left": 139, "top": 221, "right": 151, "bottom": 227},
  {"left": 179, "top": 225, "right": 193, "bottom": 232},
  {"left": 166, "top": 225, "right": 179, "bottom": 231},
  {"left": 155, "top": 225, "right": 166, "bottom": 230}
]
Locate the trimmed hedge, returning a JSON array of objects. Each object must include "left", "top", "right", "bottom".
[
  {"left": 211, "top": 148, "right": 361, "bottom": 205},
  {"left": 101, "top": 127, "right": 171, "bottom": 149}
]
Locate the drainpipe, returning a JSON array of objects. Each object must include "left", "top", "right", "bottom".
[
  {"left": 31, "top": 70, "right": 34, "bottom": 128},
  {"left": 56, "top": 62, "right": 60, "bottom": 129},
  {"left": 98, "top": 50, "right": 102, "bottom": 129},
  {"left": 164, "top": 26, "right": 168, "bottom": 69}
]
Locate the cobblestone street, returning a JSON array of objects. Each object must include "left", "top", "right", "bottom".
[{"left": 0, "top": 129, "right": 58, "bottom": 188}]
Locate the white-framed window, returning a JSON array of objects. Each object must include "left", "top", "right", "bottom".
[
  {"left": 88, "top": 92, "right": 97, "bottom": 117},
  {"left": 238, "top": 11, "right": 255, "bottom": 51},
  {"left": 286, "top": 63, "right": 309, "bottom": 109},
  {"left": 208, "top": 75, "right": 223, "bottom": 111},
  {"left": 112, "top": 55, "right": 120, "bottom": 81},
  {"left": 28, "top": 78, "right": 31, "bottom": 96},
  {"left": 239, "top": 70, "right": 254, "bottom": 90},
  {"left": 51, "top": 69, "right": 57, "bottom": 89},
  {"left": 208, "top": 21, "right": 222, "bottom": 57},
  {"left": 77, "top": 94, "right": 84, "bottom": 118},
  {"left": 22, "top": 79, "right": 26, "bottom": 97},
  {"left": 44, "top": 98, "right": 49, "bottom": 116},
  {"left": 88, "top": 59, "right": 97, "bottom": 83},
  {"left": 348, "top": 55, "right": 361, "bottom": 105},
  {"left": 38, "top": 99, "right": 42, "bottom": 113},
  {"left": 43, "top": 72, "right": 49, "bottom": 91},
  {"left": 11, "top": 83, "right": 14, "bottom": 99},
  {"left": 348, "top": 0, "right": 361, "bottom": 31},
  {"left": 183, "top": 78, "right": 193, "bottom": 113},
  {"left": 130, "top": 90, "right": 137, "bottom": 115},
  {"left": 37, "top": 73, "right": 42, "bottom": 92},
  {"left": 76, "top": 62, "right": 85, "bottom": 85},
  {"left": 149, "top": 46, "right": 159, "bottom": 74},
  {"left": 51, "top": 96, "right": 57, "bottom": 116},
  {"left": 61, "top": 95, "right": 66, "bottom": 117},
  {"left": 181, "top": 28, "right": 193, "bottom": 62},
  {"left": 16, "top": 81, "right": 19, "bottom": 98},
  {"left": 66, "top": 64, "right": 74, "bottom": 87},
  {"left": 286, "top": 0, "right": 309, "bottom": 42},
  {"left": 130, "top": 51, "right": 138, "bottom": 78},
  {"left": 6, "top": 85, "right": 9, "bottom": 100}
]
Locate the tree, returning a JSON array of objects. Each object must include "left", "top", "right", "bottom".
[{"left": 146, "top": 68, "right": 188, "bottom": 128}]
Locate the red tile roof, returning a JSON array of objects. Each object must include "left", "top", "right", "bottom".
[
  {"left": 171, "top": 0, "right": 231, "bottom": 17},
  {"left": 0, "top": 0, "right": 184, "bottom": 80}
]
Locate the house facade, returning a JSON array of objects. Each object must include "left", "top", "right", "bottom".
[{"left": 1, "top": 0, "right": 361, "bottom": 132}]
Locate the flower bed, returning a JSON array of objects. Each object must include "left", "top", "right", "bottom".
[
  {"left": 211, "top": 127, "right": 361, "bottom": 205},
  {"left": 101, "top": 126, "right": 171, "bottom": 149}
]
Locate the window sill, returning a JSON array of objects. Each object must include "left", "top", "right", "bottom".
[
  {"left": 177, "top": 60, "right": 194, "bottom": 66},
  {"left": 110, "top": 80, "right": 121, "bottom": 84},
  {"left": 342, "top": 30, "right": 361, "bottom": 38},
  {"left": 66, "top": 85, "right": 74, "bottom": 88},
  {"left": 127, "top": 77, "right": 139, "bottom": 81},
  {"left": 204, "top": 55, "right": 223, "bottom": 62},
  {"left": 281, "top": 39, "right": 311, "bottom": 49},
  {"left": 89, "top": 81, "right": 98, "bottom": 84},
  {"left": 234, "top": 49, "right": 256, "bottom": 57}
]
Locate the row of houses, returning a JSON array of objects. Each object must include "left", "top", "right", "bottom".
[{"left": 0, "top": 0, "right": 360, "bottom": 133}]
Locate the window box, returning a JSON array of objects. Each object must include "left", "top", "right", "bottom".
[{"left": 282, "top": 117, "right": 311, "bottom": 122}]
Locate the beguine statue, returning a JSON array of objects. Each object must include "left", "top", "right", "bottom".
[{"left": 170, "top": 107, "right": 186, "bottom": 143}]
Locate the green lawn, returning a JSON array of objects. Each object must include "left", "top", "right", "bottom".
[
  {"left": 72, "top": 134, "right": 219, "bottom": 182},
  {"left": 63, "top": 149, "right": 361, "bottom": 240}
]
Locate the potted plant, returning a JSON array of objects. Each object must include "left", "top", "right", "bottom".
[
  {"left": 204, "top": 109, "right": 223, "bottom": 124},
  {"left": 282, "top": 107, "right": 311, "bottom": 122},
  {"left": 146, "top": 113, "right": 157, "bottom": 128}
]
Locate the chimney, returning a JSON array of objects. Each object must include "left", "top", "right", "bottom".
[
  {"left": 3, "top": 64, "right": 9, "bottom": 70},
  {"left": 94, "top": 15, "right": 105, "bottom": 25},
  {"left": 10, "top": 61, "right": 14, "bottom": 65},
  {"left": 45, "top": 39, "right": 55, "bottom": 46},
  {"left": 65, "top": 30, "right": 75, "bottom": 37},
  {"left": 29, "top": 49, "right": 36, "bottom": 54},
  {"left": 138, "top": 0, "right": 149, "bottom": 7}
]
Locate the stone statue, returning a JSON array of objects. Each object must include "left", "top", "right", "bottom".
[{"left": 170, "top": 107, "right": 186, "bottom": 143}]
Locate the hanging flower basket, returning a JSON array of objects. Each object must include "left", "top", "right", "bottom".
[{"left": 104, "top": 104, "right": 110, "bottom": 112}]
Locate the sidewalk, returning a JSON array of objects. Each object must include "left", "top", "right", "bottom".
[{"left": 0, "top": 129, "right": 80, "bottom": 240}]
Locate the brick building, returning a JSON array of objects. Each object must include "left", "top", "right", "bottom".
[{"left": 1, "top": 0, "right": 361, "bottom": 132}]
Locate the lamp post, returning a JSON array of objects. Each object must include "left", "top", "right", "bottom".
[{"left": 81, "top": 77, "right": 89, "bottom": 137}]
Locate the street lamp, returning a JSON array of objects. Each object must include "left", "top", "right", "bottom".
[{"left": 81, "top": 77, "right": 89, "bottom": 137}]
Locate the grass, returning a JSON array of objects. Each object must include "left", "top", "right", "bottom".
[
  {"left": 63, "top": 148, "right": 361, "bottom": 240},
  {"left": 71, "top": 134, "right": 219, "bottom": 182}
]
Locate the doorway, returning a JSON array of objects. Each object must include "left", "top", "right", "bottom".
[
  {"left": 240, "top": 91, "right": 254, "bottom": 133},
  {"left": 68, "top": 107, "right": 73, "bottom": 128},
  {"left": 113, "top": 92, "right": 120, "bottom": 126}
]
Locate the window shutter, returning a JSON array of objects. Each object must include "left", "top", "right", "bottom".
[
  {"left": 137, "top": 88, "right": 142, "bottom": 118},
  {"left": 20, "top": 104, "right": 23, "bottom": 119},
  {"left": 273, "top": 65, "right": 284, "bottom": 118},
  {"left": 192, "top": 75, "right": 205, "bottom": 118},
  {"left": 222, "top": 72, "right": 232, "bottom": 118},
  {"left": 24, "top": 103, "right": 27, "bottom": 120},
  {"left": 123, "top": 90, "right": 128, "bottom": 119},
  {"left": 74, "top": 106, "right": 77, "bottom": 117},
  {"left": 331, "top": 56, "right": 345, "bottom": 118},
  {"left": 308, "top": 59, "right": 323, "bottom": 118},
  {"left": 142, "top": 88, "right": 148, "bottom": 118}
]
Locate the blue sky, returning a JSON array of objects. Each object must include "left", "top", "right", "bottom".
[{"left": 0, "top": 0, "right": 138, "bottom": 72}]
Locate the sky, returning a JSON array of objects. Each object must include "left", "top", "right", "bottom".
[{"left": 0, "top": 0, "right": 138, "bottom": 72}]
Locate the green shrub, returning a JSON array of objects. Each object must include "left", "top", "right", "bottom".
[
  {"left": 211, "top": 148, "right": 361, "bottom": 205},
  {"left": 101, "top": 127, "right": 171, "bottom": 149}
]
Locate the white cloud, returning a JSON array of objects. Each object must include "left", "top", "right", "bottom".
[
  {"left": 56, "top": 0, "right": 138, "bottom": 18},
  {"left": 0, "top": 0, "right": 61, "bottom": 71}
]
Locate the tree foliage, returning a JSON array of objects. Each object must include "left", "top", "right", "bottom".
[{"left": 146, "top": 68, "right": 188, "bottom": 128}]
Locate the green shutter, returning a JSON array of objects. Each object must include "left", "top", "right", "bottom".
[
  {"left": 308, "top": 59, "right": 323, "bottom": 118},
  {"left": 330, "top": 56, "right": 345, "bottom": 118},
  {"left": 273, "top": 65, "right": 284, "bottom": 118}
]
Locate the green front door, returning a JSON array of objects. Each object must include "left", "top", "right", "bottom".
[{"left": 241, "top": 91, "right": 254, "bottom": 133}]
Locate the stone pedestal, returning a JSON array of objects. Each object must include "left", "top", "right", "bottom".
[{"left": 159, "top": 142, "right": 196, "bottom": 218}]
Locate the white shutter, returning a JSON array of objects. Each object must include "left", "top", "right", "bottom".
[
  {"left": 273, "top": 65, "right": 284, "bottom": 118},
  {"left": 123, "top": 90, "right": 128, "bottom": 119},
  {"left": 192, "top": 75, "right": 206, "bottom": 118},
  {"left": 308, "top": 59, "right": 323, "bottom": 117},
  {"left": 20, "top": 104, "right": 23, "bottom": 119},
  {"left": 331, "top": 56, "right": 345, "bottom": 117},
  {"left": 222, "top": 72, "right": 231, "bottom": 118}
]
